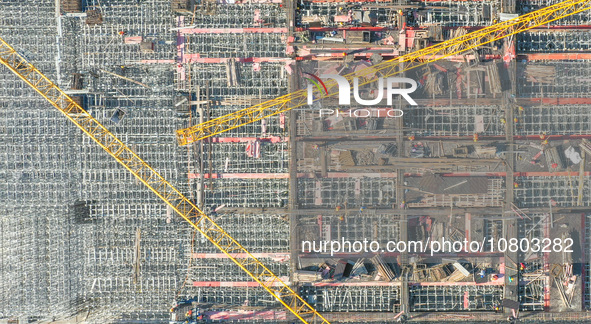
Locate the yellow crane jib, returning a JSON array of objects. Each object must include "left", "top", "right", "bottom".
[
  {"left": 0, "top": 37, "right": 330, "bottom": 324},
  {"left": 176, "top": 0, "right": 591, "bottom": 146}
]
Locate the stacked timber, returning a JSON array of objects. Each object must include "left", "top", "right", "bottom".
[{"left": 371, "top": 255, "right": 396, "bottom": 281}]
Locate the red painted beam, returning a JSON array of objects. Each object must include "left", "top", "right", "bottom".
[
  {"left": 520, "top": 53, "right": 591, "bottom": 61},
  {"left": 205, "top": 310, "right": 286, "bottom": 321},
  {"left": 520, "top": 97, "right": 591, "bottom": 105},
  {"left": 189, "top": 171, "right": 591, "bottom": 180},
  {"left": 179, "top": 27, "right": 288, "bottom": 34},
  {"left": 183, "top": 54, "right": 292, "bottom": 63},
  {"left": 192, "top": 281, "right": 284, "bottom": 287},
  {"left": 205, "top": 136, "right": 285, "bottom": 143},
  {"left": 297, "top": 26, "right": 391, "bottom": 32},
  {"left": 188, "top": 172, "right": 399, "bottom": 179},
  {"left": 311, "top": 281, "right": 402, "bottom": 287},
  {"left": 438, "top": 171, "right": 591, "bottom": 177},
  {"left": 415, "top": 134, "right": 591, "bottom": 141},
  {"left": 188, "top": 173, "right": 289, "bottom": 179}
]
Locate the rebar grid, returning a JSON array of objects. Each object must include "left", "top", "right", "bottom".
[
  {"left": 409, "top": 285, "right": 503, "bottom": 311},
  {"left": 518, "top": 0, "right": 591, "bottom": 24},
  {"left": 404, "top": 105, "right": 505, "bottom": 137},
  {"left": 514, "top": 176, "right": 590, "bottom": 207},
  {"left": 195, "top": 214, "right": 289, "bottom": 253},
  {"left": 198, "top": 142, "right": 289, "bottom": 174},
  {"left": 189, "top": 258, "right": 289, "bottom": 282},
  {"left": 297, "top": 177, "right": 397, "bottom": 208},
  {"left": 518, "top": 30, "right": 591, "bottom": 52},
  {"left": 179, "top": 287, "right": 282, "bottom": 308},
  {"left": 517, "top": 105, "right": 591, "bottom": 135},
  {"left": 186, "top": 33, "right": 287, "bottom": 58},
  {"left": 80, "top": 0, "right": 175, "bottom": 68},
  {"left": 187, "top": 63, "right": 288, "bottom": 98},
  {"left": 517, "top": 61, "right": 591, "bottom": 98},
  {"left": 190, "top": 4, "right": 287, "bottom": 28},
  {"left": 298, "top": 213, "right": 401, "bottom": 244},
  {"left": 204, "top": 178, "right": 289, "bottom": 208},
  {"left": 519, "top": 279, "right": 546, "bottom": 311},
  {"left": 0, "top": 0, "right": 191, "bottom": 321},
  {"left": 414, "top": 1, "right": 499, "bottom": 27},
  {"left": 300, "top": 286, "right": 401, "bottom": 312}
]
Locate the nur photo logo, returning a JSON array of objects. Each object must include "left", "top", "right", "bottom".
[{"left": 304, "top": 73, "right": 419, "bottom": 106}]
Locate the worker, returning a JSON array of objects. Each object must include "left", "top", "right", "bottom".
[
  {"left": 519, "top": 263, "right": 526, "bottom": 271},
  {"left": 473, "top": 133, "right": 479, "bottom": 142},
  {"left": 500, "top": 118, "right": 506, "bottom": 124},
  {"left": 479, "top": 269, "right": 486, "bottom": 278},
  {"left": 335, "top": 206, "right": 341, "bottom": 211},
  {"left": 513, "top": 182, "right": 519, "bottom": 188},
  {"left": 408, "top": 135, "right": 415, "bottom": 141}
]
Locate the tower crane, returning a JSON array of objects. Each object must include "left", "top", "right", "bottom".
[{"left": 176, "top": 0, "right": 591, "bottom": 145}]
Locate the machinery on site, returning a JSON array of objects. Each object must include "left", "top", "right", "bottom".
[{"left": 169, "top": 299, "right": 204, "bottom": 323}]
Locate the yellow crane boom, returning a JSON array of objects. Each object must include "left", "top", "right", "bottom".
[
  {"left": 176, "top": 0, "right": 591, "bottom": 145},
  {"left": 0, "top": 37, "right": 329, "bottom": 324}
]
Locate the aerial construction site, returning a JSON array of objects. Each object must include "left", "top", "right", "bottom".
[{"left": 3, "top": 0, "right": 591, "bottom": 323}]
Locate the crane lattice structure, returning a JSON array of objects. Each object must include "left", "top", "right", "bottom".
[
  {"left": 0, "top": 37, "right": 329, "bottom": 324},
  {"left": 176, "top": 0, "right": 591, "bottom": 145}
]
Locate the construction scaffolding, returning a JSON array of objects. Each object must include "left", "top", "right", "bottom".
[
  {"left": 405, "top": 106, "right": 505, "bottom": 137},
  {"left": 297, "top": 177, "right": 397, "bottom": 208},
  {"left": 409, "top": 285, "right": 503, "bottom": 311},
  {"left": 515, "top": 176, "right": 590, "bottom": 207},
  {"left": 300, "top": 285, "right": 401, "bottom": 312},
  {"left": 5, "top": 0, "right": 591, "bottom": 321}
]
